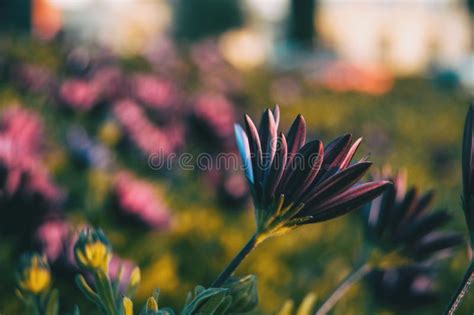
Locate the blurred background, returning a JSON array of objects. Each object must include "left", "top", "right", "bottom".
[{"left": 0, "top": 0, "right": 473, "bottom": 314}]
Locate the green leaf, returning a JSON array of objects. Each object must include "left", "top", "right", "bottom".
[
  {"left": 75, "top": 274, "right": 107, "bottom": 313},
  {"left": 95, "top": 269, "right": 118, "bottom": 315},
  {"left": 45, "top": 289, "right": 59, "bottom": 315},
  {"left": 193, "top": 290, "right": 228, "bottom": 314},
  {"left": 213, "top": 296, "right": 232, "bottom": 314},
  {"left": 222, "top": 275, "right": 258, "bottom": 312},
  {"left": 18, "top": 294, "right": 40, "bottom": 315},
  {"left": 181, "top": 287, "right": 228, "bottom": 315}
]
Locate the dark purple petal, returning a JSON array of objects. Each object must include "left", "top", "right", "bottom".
[
  {"left": 284, "top": 140, "right": 324, "bottom": 202},
  {"left": 304, "top": 181, "right": 391, "bottom": 223},
  {"left": 399, "top": 211, "right": 451, "bottom": 243},
  {"left": 388, "top": 188, "right": 418, "bottom": 234},
  {"left": 264, "top": 133, "right": 288, "bottom": 199},
  {"left": 286, "top": 114, "right": 306, "bottom": 162},
  {"left": 410, "top": 232, "right": 464, "bottom": 260},
  {"left": 300, "top": 161, "right": 372, "bottom": 206},
  {"left": 340, "top": 137, "right": 362, "bottom": 169},
  {"left": 259, "top": 109, "right": 278, "bottom": 174},
  {"left": 273, "top": 105, "right": 280, "bottom": 128},
  {"left": 406, "top": 190, "right": 435, "bottom": 220},
  {"left": 316, "top": 134, "right": 352, "bottom": 181},
  {"left": 371, "top": 184, "right": 397, "bottom": 238}
]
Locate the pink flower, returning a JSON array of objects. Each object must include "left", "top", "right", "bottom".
[
  {"left": 0, "top": 107, "right": 63, "bottom": 235},
  {"left": 113, "top": 99, "right": 183, "bottom": 157},
  {"left": 193, "top": 92, "right": 236, "bottom": 148},
  {"left": 113, "top": 171, "right": 171, "bottom": 229},
  {"left": 14, "top": 64, "right": 54, "bottom": 93},
  {"left": 36, "top": 219, "right": 71, "bottom": 262},
  {"left": 0, "top": 107, "right": 62, "bottom": 202},
  {"left": 130, "top": 74, "right": 177, "bottom": 112},
  {"left": 108, "top": 255, "right": 139, "bottom": 294},
  {"left": 90, "top": 66, "right": 125, "bottom": 100},
  {"left": 58, "top": 79, "right": 100, "bottom": 112},
  {"left": 0, "top": 107, "right": 44, "bottom": 156}
]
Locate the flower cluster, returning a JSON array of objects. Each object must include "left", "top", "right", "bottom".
[
  {"left": 112, "top": 171, "right": 171, "bottom": 230},
  {"left": 0, "top": 107, "right": 63, "bottom": 236},
  {"left": 113, "top": 99, "right": 184, "bottom": 158}
]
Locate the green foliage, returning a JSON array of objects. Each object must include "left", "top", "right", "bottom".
[{"left": 222, "top": 275, "right": 258, "bottom": 312}]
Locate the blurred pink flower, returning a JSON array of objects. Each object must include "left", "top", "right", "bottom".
[
  {"left": 0, "top": 107, "right": 62, "bottom": 202},
  {"left": 14, "top": 63, "right": 54, "bottom": 93},
  {"left": 36, "top": 219, "right": 71, "bottom": 262},
  {"left": 90, "top": 66, "right": 125, "bottom": 100},
  {"left": 192, "top": 92, "right": 236, "bottom": 149},
  {"left": 58, "top": 78, "right": 100, "bottom": 111},
  {"left": 0, "top": 107, "right": 63, "bottom": 235},
  {"left": 108, "top": 255, "right": 138, "bottom": 294},
  {"left": 0, "top": 107, "right": 44, "bottom": 156},
  {"left": 218, "top": 171, "right": 249, "bottom": 208},
  {"left": 113, "top": 99, "right": 183, "bottom": 157},
  {"left": 113, "top": 171, "right": 171, "bottom": 229},
  {"left": 130, "top": 74, "right": 177, "bottom": 112}
]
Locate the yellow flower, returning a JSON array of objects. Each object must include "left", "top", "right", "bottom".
[
  {"left": 18, "top": 253, "right": 51, "bottom": 294},
  {"left": 130, "top": 267, "right": 141, "bottom": 288},
  {"left": 122, "top": 297, "right": 134, "bottom": 315},
  {"left": 74, "top": 228, "right": 111, "bottom": 272},
  {"left": 98, "top": 120, "right": 121, "bottom": 146}
]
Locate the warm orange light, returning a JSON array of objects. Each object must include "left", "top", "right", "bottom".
[{"left": 32, "top": 0, "right": 62, "bottom": 40}]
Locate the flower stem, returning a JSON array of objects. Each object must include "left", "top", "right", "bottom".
[
  {"left": 444, "top": 262, "right": 474, "bottom": 315},
  {"left": 314, "top": 262, "right": 372, "bottom": 315},
  {"left": 212, "top": 233, "right": 259, "bottom": 287}
]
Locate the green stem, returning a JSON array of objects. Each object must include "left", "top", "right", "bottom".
[
  {"left": 314, "top": 262, "right": 372, "bottom": 315},
  {"left": 35, "top": 294, "right": 43, "bottom": 315},
  {"left": 212, "top": 233, "right": 259, "bottom": 287},
  {"left": 93, "top": 271, "right": 117, "bottom": 315},
  {"left": 444, "top": 262, "right": 474, "bottom": 315}
]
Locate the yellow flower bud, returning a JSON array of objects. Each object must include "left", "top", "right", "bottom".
[
  {"left": 122, "top": 297, "right": 134, "bottom": 315},
  {"left": 18, "top": 253, "right": 51, "bottom": 294},
  {"left": 146, "top": 296, "right": 159, "bottom": 312},
  {"left": 74, "top": 228, "right": 111, "bottom": 272},
  {"left": 130, "top": 267, "right": 141, "bottom": 288}
]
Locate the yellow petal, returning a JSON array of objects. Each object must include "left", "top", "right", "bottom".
[
  {"left": 123, "top": 297, "right": 133, "bottom": 315},
  {"left": 146, "top": 297, "right": 158, "bottom": 311}
]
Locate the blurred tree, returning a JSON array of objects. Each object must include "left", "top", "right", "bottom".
[
  {"left": 173, "top": 0, "right": 243, "bottom": 42},
  {"left": 0, "top": 0, "right": 31, "bottom": 33},
  {"left": 287, "top": 0, "right": 317, "bottom": 49},
  {"left": 467, "top": 0, "right": 474, "bottom": 50},
  {"left": 468, "top": 0, "right": 474, "bottom": 16}
]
